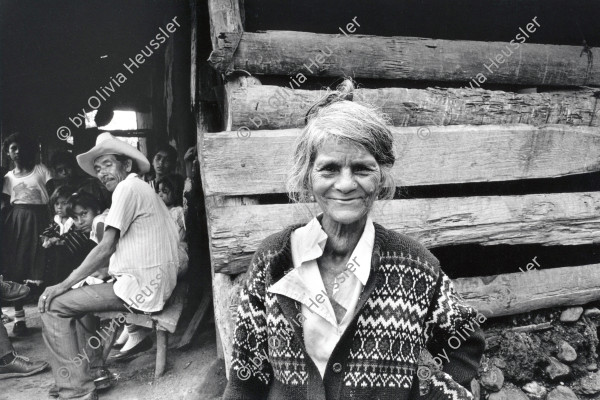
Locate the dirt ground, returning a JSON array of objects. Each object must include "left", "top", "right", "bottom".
[{"left": 0, "top": 303, "right": 227, "bottom": 400}]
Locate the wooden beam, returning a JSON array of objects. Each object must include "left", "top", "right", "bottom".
[
  {"left": 177, "top": 290, "right": 212, "bottom": 349},
  {"left": 226, "top": 85, "right": 600, "bottom": 131},
  {"left": 455, "top": 264, "right": 600, "bottom": 318},
  {"left": 207, "top": 192, "right": 600, "bottom": 275},
  {"left": 213, "top": 272, "right": 246, "bottom": 378},
  {"left": 201, "top": 125, "right": 600, "bottom": 197},
  {"left": 209, "top": 30, "right": 600, "bottom": 86},
  {"left": 207, "top": 0, "right": 242, "bottom": 62}
]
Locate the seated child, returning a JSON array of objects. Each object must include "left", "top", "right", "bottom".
[
  {"left": 40, "top": 185, "right": 78, "bottom": 286},
  {"left": 41, "top": 185, "right": 75, "bottom": 246},
  {"left": 66, "top": 192, "right": 111, "bottom": 288},
  {"left": 157, "top": 173, "right": 188, "bottom": 277}
]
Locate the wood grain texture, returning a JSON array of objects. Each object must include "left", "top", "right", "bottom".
[
  {"left": 213, "top": 272, "right": 246, "bottom": 378},
  {"left": 226, "top": 85, "right": 600, "bottom": 131},
  {"left": 207, "top": 0, "right": 242, "bottom": 60},
  {"left": 207, "top": 192, "right": 600, "bottom": 274},
  {"left": 201, "top": 124, "right": 600, "bottom": 196},
  {"left": 455, "top": 264, "right": 600, "bottom": 318},
  {"left": 208, "top": 30, "right": 600, "bottom": 86}
]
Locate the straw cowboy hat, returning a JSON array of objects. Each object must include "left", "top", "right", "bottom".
[{"left": 76, "top": 132, "right": 150, "bottom": 177}]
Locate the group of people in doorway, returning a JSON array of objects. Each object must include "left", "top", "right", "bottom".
[{"left": 0, "top": 131, "right": 190, "bottom": 400}]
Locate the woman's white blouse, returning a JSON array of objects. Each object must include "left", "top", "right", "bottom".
[{"left": 268, "top": 215, "right": 374, "bottom": 378}]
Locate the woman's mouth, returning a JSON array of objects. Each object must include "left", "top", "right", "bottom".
[{"left": 331, "top": 198, "right": 361, "bottom": 203}]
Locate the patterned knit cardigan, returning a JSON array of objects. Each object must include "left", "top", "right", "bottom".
[{"left": 223, "top": 222, "right": 485, "bottom": 400}]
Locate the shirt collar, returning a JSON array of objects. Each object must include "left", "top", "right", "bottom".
[{"left": 291, "top": 214, "right": 373, "bottom": 285}]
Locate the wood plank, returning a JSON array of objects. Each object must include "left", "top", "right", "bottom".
[
  {"left": 177, "top": 290, "right": 212, "bottom": 349},
  {"left": 455, "top": 264, "right": 600, "bottom": 318},
  {"left": 207, "top": 192, "right": 600, "bottom": 275},
  {"left": 213, "top": 272, "right": 246, "bottom": 378},
  {"left": 226, "top": 85, "right": 600, "bottom": 131},
  {"left": 207, "top": 0, "right": 242, "bottom": 60},
  {"left": 201, "top": 125, "right": 600, "bottom": 197},
  {"left": 208, "top": 30, "right": 600, "bottom": 86}
]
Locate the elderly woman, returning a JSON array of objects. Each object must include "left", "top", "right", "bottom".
[{"left": 223, "top": 81, "right": 484, "bottom": 400}]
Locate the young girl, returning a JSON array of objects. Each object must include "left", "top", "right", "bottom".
[
  {"left": 1, "top": 132, "right": 52, "bottom": 336},
  {"left": 66, "top": 192, "right": 110, "bottom": 287},
  {"left": 113, "top": 173, "right": 188, "bottom": 357},
  {"left": 157, "top": 173, "right": 187, "bottom": 275},
  {"left": 40, "top": 185, "right": 76, "bottom": 286}
]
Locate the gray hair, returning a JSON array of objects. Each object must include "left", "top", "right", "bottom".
[{"left": 286, "top": 84, "right": 396, "bottom": 203}]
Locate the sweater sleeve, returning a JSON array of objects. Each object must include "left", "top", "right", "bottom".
[
  {"left": 421, "top": 271, "right": 485, "bottom": 400},
  {"left": 222, "top": 249, "right": 273, "bottom": 400}
]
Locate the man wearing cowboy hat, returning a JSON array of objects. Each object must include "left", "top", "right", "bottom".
[{"left": 39, "top": 133, "right": 180, "bottom": 400}]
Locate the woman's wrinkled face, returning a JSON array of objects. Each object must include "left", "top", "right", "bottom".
[{"left": 310, "top": 140, "right": 381, "bottom": 225}]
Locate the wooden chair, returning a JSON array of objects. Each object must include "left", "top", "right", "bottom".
[{"left": 96, "top": 282, "right": 188, "bottom": 378}]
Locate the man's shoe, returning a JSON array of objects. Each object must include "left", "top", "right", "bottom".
[
  {"left": 12, "top": 321, "right": 28, "bottom": 337},
  {"left": 0, "top": 352, "right": 49, "bottom": 379},
  {"left": 0, "top": 276, "right": 30, "bottom": 302},
  {"left": 92, "top": 367, "right": 114, "bottom": 391},
  {"left": 109, "top": 336, "right": 153, "bottom": 362},
  {"left": 48, "top": 368, "right": 114, "bottom": 397}
]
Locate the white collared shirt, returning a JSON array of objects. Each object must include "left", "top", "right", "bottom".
[
  {"left": 268, "top": 215, "right": 374, "bottom": 378},
  {"left": 54, "top": 214, "right": 74, "bottom": 235},
  {"left": 104, "top": 173, "right": 179, "bottom": 312}
]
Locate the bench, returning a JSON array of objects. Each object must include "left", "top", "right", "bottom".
[{"left": 95, "top": 281, "right": 188, "bottom": 377}]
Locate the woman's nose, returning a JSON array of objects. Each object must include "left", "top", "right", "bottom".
[{"left": 335, "top": 169, "right": 357, "bottom": 192}]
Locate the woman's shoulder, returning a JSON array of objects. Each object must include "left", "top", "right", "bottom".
[
  {"left": 255, "top": 224, "right": 298, "bottom": 253},
  {"left": 374, "top": 223, "right": 440, "bottom": 269}
]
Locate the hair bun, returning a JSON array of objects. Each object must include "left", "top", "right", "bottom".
[
  {"left": 336, "top": 79, "right": 355, "bottom": 101},
  {"left": 305, "top": 78, "right": 356, "bottom": 124}
]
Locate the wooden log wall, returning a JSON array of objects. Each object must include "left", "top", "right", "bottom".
[
  {"left": 202, "top": 125, "right": 600, "bottom": 196},
  {"left": 209, "top": 31, "right": 600, "bottom": 86},
  {"left": 226, "top": 85, "right": 600, "bottom": 131}
]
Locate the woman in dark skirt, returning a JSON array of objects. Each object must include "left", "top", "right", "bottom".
[{"left": 1, "top": 132, "right": 52, "bottom": 336}]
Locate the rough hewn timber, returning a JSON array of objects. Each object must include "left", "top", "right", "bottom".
[
  {"left": 213, "top": 272, "right": 246, "bottom": 378},
  {"left": 226, "top": 85, "right": 600, "bottom": 131},
  {"left": 207, "top": 0, "right": 242, "bottom": 64},
  {"left": 207, "top": 192, "right": 600, "bottom": 275},
  {"left": 209, "top": 30, "right": 600, "bottom": 86},
  {"left": 455, "top": 264, "right": 600, "bottom": 318},
  {"left": 201, "top": 125, "right": 600, "bottom": 197}
]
